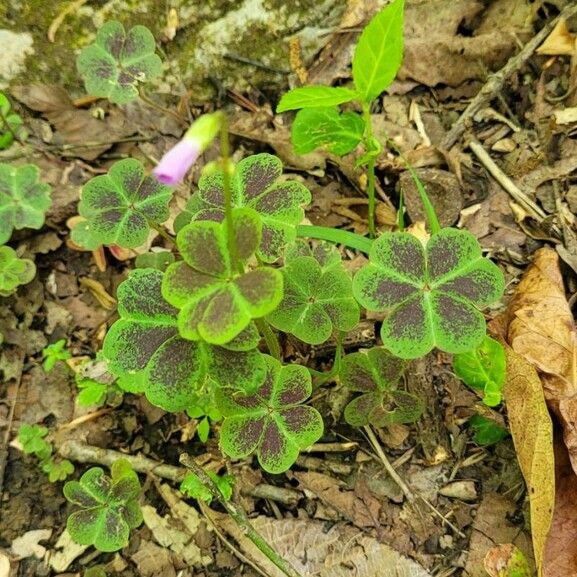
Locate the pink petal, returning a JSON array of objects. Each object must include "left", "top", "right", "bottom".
[{"left": 153, "top": 138, "right": 201, "bottom": 186}]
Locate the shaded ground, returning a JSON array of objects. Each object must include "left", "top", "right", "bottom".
[{"left": 1, "top": 0, "right": 577, "bottom": 576}]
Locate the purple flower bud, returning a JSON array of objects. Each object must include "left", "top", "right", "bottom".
[{"left": 153, "top": 138, "right": 202, "bottom": 186}]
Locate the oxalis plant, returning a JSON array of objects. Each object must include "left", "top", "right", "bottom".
[{"left": 59, "top": 1, "right": 508, "bottom": 572}]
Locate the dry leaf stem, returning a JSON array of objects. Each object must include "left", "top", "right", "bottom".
[
  {"left": 442, "top": 1, "right": 577, "bottom": 150},
  {"left": 180, "top": 453, "right": 305, "bottom": 577}
]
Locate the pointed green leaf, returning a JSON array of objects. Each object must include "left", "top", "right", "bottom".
[
  {"left": 291, "top": 107, "right": 364, "bottom": 155},
  {"left": 76, "top": 158, "right": 172, "bottom": 249},
  {"left": 352, "top": 0, "right": 405, "bottom": 102},
  {"left": 77, "top": 21, "right": 162, "bottom": 104},
  {"left": 277, "top": 86, "right": 358, "bottom": 112},
  {"left": 0, "top": 163, "right": 51, "bottom": 245},
  {"left": 453, "top": 336, "right": 506, "bottom": 406}
]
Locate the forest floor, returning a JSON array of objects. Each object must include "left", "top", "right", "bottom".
[{"left": 1, "top": 1, "right": 577, "bottom": 576}]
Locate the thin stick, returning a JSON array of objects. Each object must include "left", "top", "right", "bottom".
[
  {"left": 138, "top": 89, "right": 186, "bottom": 126},
  {"left": 363, "top": 425, "right": 414, "bottom": 501},
  {"left": 179, "top": 453, "right": 304, "bottom": 577},
  {"left": 468, "top": 138, "right": 561, "bottom": 238},
  {"left": 441, "top": 2, "right": 577, "bottom": 150}
]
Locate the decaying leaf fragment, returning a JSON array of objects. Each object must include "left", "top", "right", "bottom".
[
  {"left": 507, "top": 248, "right": 577, "bottom": 474},
  {"left": 502, "top": 346, "right": 554, "bottom": 577}
]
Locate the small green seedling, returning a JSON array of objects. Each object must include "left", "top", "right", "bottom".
[
  {"left": 77, "top": 21, "right": 162, "bottom": 104},
  {"left": 267, "top": 241, "right": 359, "bottom": 345},
  {"left": 76, "top": 376, "right": 109, "bottom": 407},
  {"left": 103, "top": 268, "right": 268, "bottom": 411},
  {"left": 163, "top": 208, "right": 283, "bottom": 344},
  {"left": 453, "top": 335, "right": 506, "bottom": 406},
  {"left": 0, "top": 92, "right": 25, "bottom": 149},
  {"left": 42, "top": 339, "right": 72, "bottom": 372},
  {"left": 18, "top": 423, "right": 75, "bottom": 482},
  {"left": 216, "top": 355, "right": 324, "bottom": 474},
  {"left": 468, "top": 414, "right": 509, "bottom": 445},
  {"left": 180, "top": 471, "right": 234, "bottom": 504},
  {"left": 177, "top": 153, "right": 311, "bottom": 263},
  {"left": 353, "top": 229, "right": 504, "bottom": 358},
  {"left": 0, "top": 246, "right": 35, "bottom": 297},
  {"left": 187, "top": 394, "right": 222, "bottom": 442},
  {"left": 72, "top": 158, "right": 172, "bottom": 249},
  {"left": 340, "top": 347, "right": 422, "bottom": 427},
  {"left": 64, "top": 459, "right": 143, "bottom": 552},
  {"left": 0, "top": 163, "right": 52, "bottom": 245}
]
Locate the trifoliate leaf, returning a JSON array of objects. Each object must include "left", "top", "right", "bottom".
[
  {"left": 216, "top": 356, "right": 324, "bottom": 474},
  {"left": 77, "top": 21, "right": 162, "bottom": 104},
  {"left": 0, "top": 163, "right": 51, "bottom": 245},
  {"left": 353, "top": 228, "right": 504, "bottom": 358}
]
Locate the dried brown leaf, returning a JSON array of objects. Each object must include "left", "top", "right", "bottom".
[
  {"left": 537, "top": 18, "right": 576, "bottom": 56},
  {"left": 503, "top": 345, "right": 554, "bottom": 577},
  {"left": 507, "top": 248, "right": 577, "bottom": 474}
]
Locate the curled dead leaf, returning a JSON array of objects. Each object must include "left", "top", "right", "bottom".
[{"left": 502, "top": 345, "right": 554, "bottom": 577}]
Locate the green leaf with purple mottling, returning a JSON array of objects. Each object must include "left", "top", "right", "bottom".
[
  {"left": 0, "top": 163, "right": 51, "bottom": 245},
  {"left": 341, "top": 347, "right": 422, "bottom": 427},
  {"left": 64, "top": 459, "right": 142, "bottom": 552},
  {"left": 104, "top": 269, "right": 267, "bottom": 410},
  {"left": 216, "top": 356, "right": 323, "bottom": 474},
  {"left": 353, "top": 228, "right": 504, "bottom": 358},
  {"left": 74, "top": 158, "right": 172, "bottom": 249},
  {"left": 77, "top": 21, "right": 162, "bottom": 104},
  {"left": 163, "top": 209, "right": 283, "bottom": 345},
  {"left": 267, "top": 242, "right": 359, "bottom": 345},
  {"left": 178, "top": 154, "right": 311, "bottom": 262}
]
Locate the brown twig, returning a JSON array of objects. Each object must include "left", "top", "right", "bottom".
[{"left": 441, "top": 2, "right": 577, "bottom": 150}]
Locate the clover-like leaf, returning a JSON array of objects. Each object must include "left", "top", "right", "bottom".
[
  {"left": 291, "top": 107, "right": 365, "bottom": 156},
  {"left": 64, "top": 459, "right": 142, "bottom": 552},
  {"left": 340, "top": 347, "right": 422, "bottom": 427},
  {"left": 103, "top": 268, "right": 267, "bottom": 411},
  {"left": 0, "top": 163, "right": 51, "bottom": 245},
  {"left": 73, "top": 158, "right": 172, "bottom": 249},
  {"left": 18, "top": 423, "right": 51, "bottom": 457},
  {"left": 77, "top": 21, "right": 162, "bottom": 104},
  {"left": 353, "top": 228, "right": 504, "bottom": 358},
  {"left": 267, "top": 241, "right": 359, "bottom": 345},
  {"left": 0, "top": 92, "right": 25, "bottom": 149},
  {"left": 163, "top": 209, "right": 283, "bottom": 344},
  {"left": 178, "top": 154, "right": 311, "bottom": 262},
  {"left": 216, "top": 356, "right": 324, "bottom": 474},
  {"left": 0, "top": 246, "right": 36, "bottom": 297}
]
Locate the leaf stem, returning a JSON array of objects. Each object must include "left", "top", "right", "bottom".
[
  {"left": 220, "top": 116, "right": 243, "bottom": 275},
  {"left": 256, "top": 318, "right": 281, "bottom": 360},
  {"left": 147, "top": 220, "right": 176, "bottom": 244},
  {"left": 138, "top": 89, "right": 187, "bottom": 126},
  {"left": 362, "top": 103, "right": 377, "bottom": 238},
  {"left": 296, "top": 225, "right": 373, "bottom": 254},
  {"left": 179, "top": 453, "right": 305, "bottom": 577},
  {"left": 0, "top": 106, "right": 19, "bottom": 144}
]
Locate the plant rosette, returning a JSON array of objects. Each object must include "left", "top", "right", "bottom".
[
  {"left": 216, "top": 355, "right": 324, "bottom": 474},
  {"left": 353, "top": 228, "right": 504, "bottom": 358}
]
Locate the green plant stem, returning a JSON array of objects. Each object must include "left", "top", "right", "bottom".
[
  {"left": 147, "top": 220, "right": 176, "bottom": 244},
  {"left": 256, "top": 318, "right": 281, "bottom": 360},
  {"left": 296, "top": 225, "right": 373, "bottom": 254},
  {"left": 309, "top": 332, "right": 344, "bottom": 386},
  {"left": 0, "top": 107, "right": 19, "bottom": 143},
  {"left": 179, "top": 453, "right": 304, "bottom": 577},
  {"left": 362, "top": 103, "right": 377, "bottom": 238},
  {"left": 220, "top": 117, "right": 243, "bottom": 275}
]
